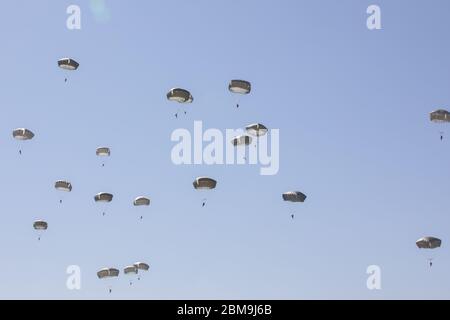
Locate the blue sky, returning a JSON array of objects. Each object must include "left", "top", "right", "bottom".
[{"left": 0, "top": 0, "right": 450, "bottom": 299}]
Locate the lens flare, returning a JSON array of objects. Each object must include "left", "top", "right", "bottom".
[{"left": 89, "top": 0, "right": 111, "bottom": 23}]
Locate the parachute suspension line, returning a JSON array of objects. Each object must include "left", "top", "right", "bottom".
[{"left": 175, "top": 108, "right": 188, "bottom": 119}]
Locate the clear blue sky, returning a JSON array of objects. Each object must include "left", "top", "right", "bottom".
[{"left": 0, "top": 0, "right": 449, "bottom": 299}]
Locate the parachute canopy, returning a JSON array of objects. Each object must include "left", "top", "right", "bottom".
[
  {"left": 231, "top": 135, "right": 252, "bottom": 146},
  {"left": 55, "top": 180, "right": 72, "bottom": 192},
  {"left": 193, "top": 177, "right": 217, "bottom": 190},
  {"left": 167, "top": 88, "right": 193, "bottom": 103},
  {"left": 13, "top": 128, "right": 34, "bottom": 141},
  {"left": 246, "top": 123, "right": 268, "bottom": 137},
  {"left": 124, "top": 265, "right": 138, "bottom": 275},
  {"left": 96, "top": 147, "right": 111, "bottom": 157},
  {"left": 283, "top": 191, "right": 307, "bottom": 203},
  {"left": 134, "top": 196, "right": 150, "bottom": 206},
  {"left": 95, "top": 192, "right": 113, "bottom": 203},
  {"left": 97, "top": 268, "right": 119, "bottom": 279},
  {"left": 58, "top": 58, "right": 79, "bottom": 71},
  {"left": 229, "top": 80, "right": 251, "bottom": 94},
  {"left": 416, "top": 237, "right": 442, "bottom": 249},
  {"left": 33, "top": 220, "right": 48, "bottom": 230},
  {"left": 134, "top": 262, "right": 150, "bottom": 271},
  {"left": 430, "top": 109, "right": 450, "bottom": 123}
]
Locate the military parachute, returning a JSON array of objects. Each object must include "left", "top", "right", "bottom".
[
  {"left": 58, "top": 58, "right": 79, "bottom": 82},
  {"left": 55, "top": 180, "right": 72, "bottom": 203},
  {"left": 134, "top": 262, "right": 150, "bottom": 281},
  {"left": 96, "top": 147, "right": 111, "bottom": 167},
  {"left": 133, "top": 196, "right": 150, "bottom": 220},
  {"left": 430, "top": 109, "right": 450, "bottom": 140},
  {"left": 167, "top": 88, "right": 193, "bottom": 118},
  {"left": 97, "top": 267, "right": 120, "bottom": 293},
  {"left": 245, "top": 123, "right": 268, "bottom": 137},
  {"left": 123, "top": 265, "right": 138, "bottom": 285},
  {"left": 33, "top": 220, "right": 48, "bottom": 241},
  {"left": 416, "top": 236, "right": 442, "bottom": 267},
  {"left": 12, "top": 128, "right": 34, "bottom": 155},
  {"left": 193, "top": 177, "right": 217, "bottom": 207},
  {"left": 283, "top": 191, "right": 307, "bottom": 220},
  {"left": 95, "top": 192, "right": 114, "bottom": 216},
  {"left": 231, "top": 135, "right": 252, "bottom": 146},
  {"left": 229, "top": 80, "right": 251, "bottom": 108}
]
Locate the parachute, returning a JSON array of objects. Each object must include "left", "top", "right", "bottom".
[
  {"left": 193, "top": 177, "right": 216, "bottom": 207},
  {"left": 282, "top": 191, "right": 307, "bottom": 203},
  {"left": 283, "top": 191, "right": 307, "bottom": 220},
  {"left": 134, "top": 262, "right": 149, "bottom": 281},
  {"left": 58, "top": 58, "right": 79, "bottom": 71},
  {"left": 97, "top": 267, "right": 120, "bottom": 279},
  {"left": 55, "top": 180, "right": 72, "bottom": 203},
  {"left": 430, "top": 110, "right": 450, "bottom": 140},
  {"left": 124, "top": 265, "right": 138, "bottom": 274},
  {"left": 229, "top": 80, "right": 251, "bottom": 95},
  {"left": 416, "top": 237, "right": 441, "bottom": 249},
  {"left": 416, "top": 237, "right": 442, "bottom": 267},
  {"left": 430, "top": 110, "right": 450, "bottom": 123},
  {"left": 33, "top": 220, "right": 48, "bottom": 241},
  {"left": 133, "top": 196, "right": 150, "bottom": 206},
  {"left": 97, "top": 267, "right": 119, "bottom": 293},
  {"left": 193, "top": 177, "right": 217, "bottom": 190},
  {"left": 229, "top": 80, "right": 251, "bottom": 108},
  {"left": 55, "top": 180, "right": 72, "bottom": 192},
  {"left": 13, "top": 128, "right": 34, "bottom": 155},
  {"left": 133, "top": 196, "right": 150, "bottom": 220},
  {"left": 124, "top": 265, "right": 138, "bottom": 285},
  {"left": 33, "top": 220, "right": 48, "bottom": 230},
  {"left": 95, "top": 193, "right": 113, "bottom": 216},
  {"left": 96, "top": 147, "right": 111, "bottom": 157},
  {"left": 94, "top": 192, "right": 113, "bottom": 203},
  {"left": 167, "top": 88, "right": 193, "bottom": 103},
  {"left": 96, "top": 147, "right": 110, "bottom": 167},
  {"left": 245, "top": 123, "right": 268, "bottom": 137},
  {"left": 167, "top": 88, "right": 193, "bottom": 118},
  {"left": 13, "top": 128, "right": 34, "bottom": 141},
  {"left": 58, "top": 58, "right": 79, "bottom": 83},
  {"left": 134, "top": 262, "right": 150, "bottom": 271},
  {"left": 231, "top": 135, "right": 252, "bottom": 146}
]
